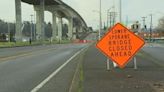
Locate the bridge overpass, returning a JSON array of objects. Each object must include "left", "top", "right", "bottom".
[{"left": 15, "top": 0, "right": 88, "bottom": 41}]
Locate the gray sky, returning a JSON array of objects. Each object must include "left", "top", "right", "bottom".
[{"left": 0, "top": 0, "right": 164, "bottom": 29}]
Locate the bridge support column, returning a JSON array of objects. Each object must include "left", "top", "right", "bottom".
[
  {"left": 57, "top": 17, "right": 63, "bottom": 42},
  {"left": 15, "top": 0, "right": 22, "bottom": 41},
  {"left": 68, "top": 18, "right": 73, "bottom": 40},
  {"left": 80, "top": 27, "right": 83, "bottom": 32},
  {"left": 35, "top": 10, "right": 44, "bottom": 40},
  {"left": 34, "top": 5, "right": 45, "bottom": 41},
  {"left": 80, "top": 27, "right": 84, "bottom": 38},
  {"left": 73, "top": 27, "right": 77, "bottom": 39},
  {"left": 52, "top": 12, "right": 57, "bottom": 40}
]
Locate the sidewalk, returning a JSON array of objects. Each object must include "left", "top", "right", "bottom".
[{"left": 82, "top": 45, "right": 164, "bottom": 92}]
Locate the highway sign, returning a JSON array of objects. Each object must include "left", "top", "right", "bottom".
[{"left": 96, "top": 23, "right": 145, "bottom": 68}]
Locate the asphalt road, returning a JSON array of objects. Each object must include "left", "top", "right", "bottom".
[
  {"left": 0, "top": 43, "right": 88, "bottom": 92},
  {"left": 143, "top": 43, "right": 164, "bottom": 66},
  {"left": 0, "top": 44, "right": 74, "bottom": 58}
]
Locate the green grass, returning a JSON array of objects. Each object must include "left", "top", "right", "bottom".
[
  {"left": 0, "top": 42, "right": 16, "bottom": 47},
  {"left": 136, "top": 51, "right": 145, "bottom": 57},
  {"left": 77, "top": 48, "right": 88, "bottom": 92},
  {"left": 78, "top": 61, "right": 84, "bottom": 92},
  {"left": 77, "top": 46, "right": 91, "bottom": 92}
]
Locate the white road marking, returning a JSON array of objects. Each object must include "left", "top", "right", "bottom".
[
  {"left": 0, "top": 48, "right": 56, "bottom": 61},
  {"left": 30, "top": 47, "right": 87, "bottom": 92}
]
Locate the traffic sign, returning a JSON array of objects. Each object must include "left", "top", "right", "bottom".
[{"left": 96, "top": 23, "right": 145, "bottom": 68}]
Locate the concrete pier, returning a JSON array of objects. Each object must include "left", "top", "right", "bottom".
[
  {"left": 15, "top": 0, "right": 22, "bottom": 41},
  {"left": 57, "top": 17, "right": 63, "bottom": 42},
  {"left": 52, "top": 12, "right": 57, "bottom": 40},
  {"left": 34, "top": 5, "right": 45, "bottom": 40},
  {"left": 68, "top": 18, "right": 73, "bottom": 40}
]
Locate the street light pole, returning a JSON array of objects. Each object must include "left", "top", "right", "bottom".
[
  {"left": 150, "top": 14, "right": 153, "bottom": 42},
  {"left": 119, "top": 0, "right": 122, "bottom": 22},
  {"left": 30, "top": 14, "right": 33, "bottom": 41},
  {"left": 40, "top": 0, "right": 45, "bottom": 41},
  {"left": 107, "top": 10, "right": 109, "bottom": 28},
  {"left": 33, "top": 12, "right": 36, "bottom": 41},
  {"left": 7, "top": 22, "right": 10, "bottom": 43},
  {"left": 99, "top": 0, "right": 102, "bottom": 40}
]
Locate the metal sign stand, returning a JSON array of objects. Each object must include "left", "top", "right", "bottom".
[
  {"left": 133, "top": 56, "right": 137, "bottom": 70},
  {"left": 107, "top": 57, "right": 137, "bottom": 70},
  {"left": 113, "top": 62, "right": 117, "bottom": 68},
  {"left": 106, "top": 58, "right": 110, "bottom": 71},
  {"left": 106, "top": 58, "right": 117, "bottom": 71}
]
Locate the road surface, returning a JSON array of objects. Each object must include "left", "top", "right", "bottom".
[
  {"left": 82, "top": 44, "right": 164, "bottom": 92},
  {"left": 0, "top": 43, "right": 89, "bottom": 92},
  {"left": 143, "top": 43, "right": 164, "bottom": 66}
]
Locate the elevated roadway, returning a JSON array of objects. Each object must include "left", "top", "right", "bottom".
[{"left": 15, "top": 0, "right": 89, "bottom": 41}]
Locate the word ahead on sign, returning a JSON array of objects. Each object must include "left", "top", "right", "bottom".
[{"left": 96, "top": 23, "right": 145, "bottom": 68}]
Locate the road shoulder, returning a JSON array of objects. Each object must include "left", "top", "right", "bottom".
[{"left": 82, "top": 45, "right": 164, "bottom": 92}]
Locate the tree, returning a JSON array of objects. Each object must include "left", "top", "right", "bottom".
[
  {"left": 45, "top": 22, "right": 52, "bottom": 38},
  {"left": 0, "top": 19, "right": 16, "bottom": 42},
  {"left": 22, "top": 21, "right": 31, "bottom": 36},
  {"left": 155, "top": 16, "right": 164, "bottom": 36},
  {"left": 62, "top": 24, "right": 68, "bottom": 38}
]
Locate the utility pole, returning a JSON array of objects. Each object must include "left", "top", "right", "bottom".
[
  {"left": 150, "top": 14, "right": 153, "bottom": 42},
  {"left": 109, "top": 12, "right": 112, "bottom": 28},
  {"left": 112, "top": 12, "right": 116, "bottom": 26},
  {"left": 108, "top": 11, "right": 116, "bottom": 27},
  {"left": 107, "top": 6, "right": 114, "bottom": 28},
  {"left": 107, "top": 10, "right": 109, "bottom": 28},
  {"left": 142, "top": 17, "right": 147, "bottom": 31}
]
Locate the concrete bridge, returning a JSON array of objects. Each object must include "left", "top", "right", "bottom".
[{"left": 15, "top": 0, "right": 88, "bottom": 41}]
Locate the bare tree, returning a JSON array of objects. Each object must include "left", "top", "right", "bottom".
[{"left": 156, "top": 16, "right": 164, "bottom": 36}]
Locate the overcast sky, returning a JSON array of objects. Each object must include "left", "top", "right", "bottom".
[{"left": 0, "top": 0, "right": 164, "bottom": 29}]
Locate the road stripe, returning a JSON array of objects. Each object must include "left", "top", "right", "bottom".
[
  {"left": 0, "top": 48, "right": 56, "bottom": 62},
  {"left": 30, "top": 46, "right": 87, "bottom": 92}
]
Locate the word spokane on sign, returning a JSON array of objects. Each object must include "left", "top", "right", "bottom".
[{"left": 96, "top": 23, "right": 145, "bottom": 68}]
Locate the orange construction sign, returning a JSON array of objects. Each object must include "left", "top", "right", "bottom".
[{"left": 96, "top": 23, "right": 145, "bottom": 68}]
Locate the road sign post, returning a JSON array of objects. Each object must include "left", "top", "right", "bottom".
[
  {"left": 96, "top": 23, "right": 145, "bottom": 68},
  {"left": 106, "top": 59, "right": 110, "bottom": 71},
  {"left": 133, "top": 57, "right": 137, "bottom": 70}
]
